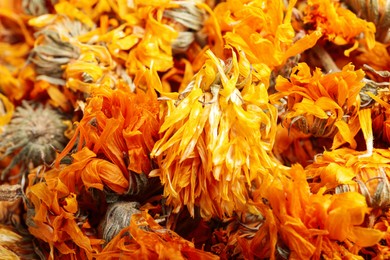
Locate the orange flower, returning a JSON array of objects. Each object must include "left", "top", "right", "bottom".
[
  {"left": 249, "top": 164, "right": 384, "bottom": 259},
  {"left": 64, "top": 44, "right": 116, "bottom": 95},
  {"left": 356, "top": 67, "right": 390, "bottom": 146},
  {"left": 342, "top": 0, "right": 390, "bottom": 43},
  {"left": 92, "top": 1, "right": 181, "bottom": 75},
  {"left": 97, "top": 211, "right": 218, "bottom": 259},
  {"left": 306, "top": 148, "right": 390, "bottom": 209},
  {"left": 26, "top": 169, "right": 103, "bottom": 259},
  {"left": 373, "top": 211, "right": 390, "bottom": 258},
  {"left": 354, "top": 42, "right": 390, "bottom": 72},
  {"left": 58, "top": 147, "right": 129, "bottom": 194},
  {"left": 214, "top": 0, "right": 322, "bottom": 70},
  {"left": 151, "top": 48, "right": 279, "bottom": 219},
  {"left": 303, "top": 0, "right": 376, "bottom": 56},
  {"left": 272, "top": 62, "right": 366, "bottom": 149},
  {"left": 57, "top": 81, "right": 161, "bottom": 191},
  {"left": 0, "top": 6, "right": 35, "bottom": 101}
]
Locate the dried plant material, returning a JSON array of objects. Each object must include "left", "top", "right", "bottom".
[
  {"left": 98, "top": 211, "right": 218, "bottom": 259},
  {"left": 0, "top": 184, "right": 22, "bottom": 201},
  {"left": 0, "top": 225, "right": 37, "bottom": 259},
  {"left": 29, "top": 29, "right": 80, "bottom": 85},
  {"left": 1, "top": 0, "right": 390, "bottom": 259},
  {"left": 304, "top": 0, "right": 376, "bottom": 55},
  {"left": 272, "top": 62, "right": 365, "bottom": 149},
  {"left": 343, "top": 0, "right": 390, "bottom": 43},
  {"left": 151, "top": 49, "right": 280, "bottom": 219},
  {"left": 307, "top": 148, "right": 390, "bottom": 211},
  {"left": 99, "top": 201, "right": 141, "bottom": 243},
  {"left": 164, "top": 1, "right": 205, "bottom": 53},
  {"left": 22, "top": 0, "right": 50, "bottom": 16},
  {"left": 0, "top": 101, "right": 68, "bottom": 180},
  {"left": 0, "top": 200, "right": 22, "bottom": 225}
]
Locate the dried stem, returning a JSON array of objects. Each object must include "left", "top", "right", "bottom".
[{"left": 312, "top": 45, "right": 340, "bottom": 73}]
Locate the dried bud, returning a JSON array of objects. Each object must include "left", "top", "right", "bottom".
[
  {"left": 164, "top": 2, "right": 205, "bottom": 53},
  {"left": 99, "top": 201, "right": 141, "bottom": 243},
  {"left": 0, "top": 101, "right": 68, "bottom": 180}
]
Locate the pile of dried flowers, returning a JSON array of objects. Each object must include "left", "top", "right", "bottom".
[{"left": 1, "top": 0, "right": 390, "bottom": 259}]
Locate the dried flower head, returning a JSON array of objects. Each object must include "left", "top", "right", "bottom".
[
  {"left": 30, "top": 29, "right": 80, "bottom": 85},
  {"left": 99, "top": 201, "right": 141, "bottom": 243},
  {"left": 151, "top": 49, "right": 279, "bottom": 219},
  {"left": 22, "top": 0, "right": 51, "bottom": 16},
  {"left": 28, "top": 14, "right": 91, "bottom": 85},
  {"left": 164, "top": 2, "right": 205, "bottom": 53},
  {"left": 343, "top": 0, "right": 390, "bottom": 43},
  {"left": 273, "top": 62, "right": 365, "bottom": 149},
  {"left": 0, "top": 101, "right": 68, "bottom": 180}
]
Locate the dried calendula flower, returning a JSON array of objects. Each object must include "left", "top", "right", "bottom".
[
  {"left": 163, "top": 1, "right": 205, "bottom": 53},
  {"left": 303, "top": 0, "right": 376, "bottom": 56},
  {"left": 215, "top": 0, "right": 322, "bottom": 71},
  {"left": 308, "top": 148, "right": 390, "bottom": 210},
  {"left": 30, "top": 28, "right": 80, "bottom": 85},
  {"left": 357, "top": 65, "right": 390, "bottom": 144},
  {"left": 0, "top": 101, "right": 68, "bottom": 180},
  {"left": 251, "top": 164, "right": 384, "bottom": 259},
  {"left": 151, "top": 48, "right": 279, "bottom": 219},
  {"left": 22, "top": 0, "right": 51, "bottom": 16},
  {"left": 272, "top": 62, "right": 366, "bottom": 150},
  {"left": 98, "top": 211, "right": 218, "bottom": 259},
  {"left": 343, "top": 0, "right": 390, "bottom": 43},
  {"left": 28, "top": 14, "right": 91, "bottom": 85},
  {"left": 99, "top": 201, "right": 141, "bottom": 243}
]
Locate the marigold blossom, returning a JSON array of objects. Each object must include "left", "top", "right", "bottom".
[
  {"left": 151, "top": 48, "right": 279, "bottom": 219},
  {"left": 272, "top": 62, "right": 366, "bottom": 149}
]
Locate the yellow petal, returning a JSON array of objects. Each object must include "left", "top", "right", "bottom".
[
  {"left": 349, "top": 226, "right": 384, "bottom": 247},
  {"left": 358, "top": 108, "right": 373, "bottom": 157}
]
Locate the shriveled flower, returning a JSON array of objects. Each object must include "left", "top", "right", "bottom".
[
  {"left": 356, "top": 65, "right": 390, "bottom": 145},
  {"left": 303, "top": 0, "right": 376, "bottom": 56},
  {"left": 210, "top": 212, "right": 265, "bottom": 259},
  {"left": 0, "top": 5, "right": 35, "bottom": 101},
  {"left": 22, "top": 0, "right": 51, "bottom": 16},
  {"left": 272, "top": 62, "right": 366, "bottom": 149},
  {"left": 0, "top": 224, "right": 38, "bottom": 259},
  {"left": 56, "top": 80, "right": 161, "bottom": 196},
  {"left": 163, "top": 1, "right": 205, "bottom": 54},
  {"left": 151, "top": 48, "right": 279, "bottom": 219},
  {"left": 342, "top": 0, "right": 390, "bottom": 43},
  {"left": 28, "top": 14, "right": 90, "bottom": 86},
  {"left": 306, "top": 147, "right": 390, "bottom": 210},
  {"left": 26, "top": 169, "right": 103, "bottom": 259},
  {"left": 250, "top": 164, "right": 384, "bottom": 259},
  {"left": 95, "top": 1, "right": 179, "bottom": 75},
  {"left": 272, "top": 124, "right": 330, "bottom": 167},
  {"left": 214, "top": 0, "right": 322, "bottom": 71},
  {"left": 0, "top": 101, "right": 68, "bottom": 180},
  {"left": 354, "top": 42, "right": 390, "bottom": 74},
  {"left": 97, "top": 211, "right": 218, "bottom": 259}
]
